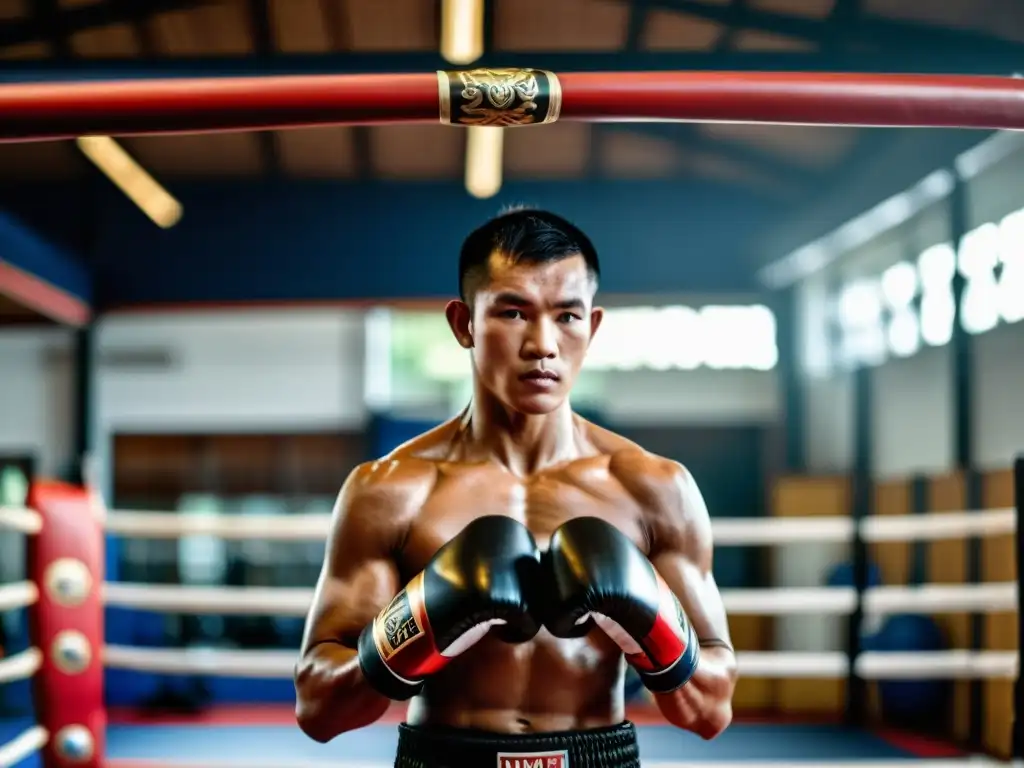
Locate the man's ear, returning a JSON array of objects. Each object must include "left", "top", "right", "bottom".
[
  {"left": 588, "top": 306, "right": 605, "bottom": 342},
  {"left": 445, "top": 300, "right": 474, "bottom": 349}
]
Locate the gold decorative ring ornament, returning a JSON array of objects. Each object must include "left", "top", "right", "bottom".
[{"left": 438, "top": 68, "right": 562, "bottom": 127}]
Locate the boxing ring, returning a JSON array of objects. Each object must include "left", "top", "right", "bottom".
[
  {"left": 1, "top": 67, "right": 1023, "bottom": 766},
  {"left": 0, "top": 466, "right": 1020, "bottom": 767}
]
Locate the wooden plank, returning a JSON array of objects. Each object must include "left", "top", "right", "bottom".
[
  {"left": 927, "top": 472, "right": 970, "bottom": 743},
  {"left": 982, "top": 468, "right": 1015, "bottom": 758}
]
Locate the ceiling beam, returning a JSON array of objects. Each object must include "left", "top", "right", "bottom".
[
  {"left": 32, "top": 0, "right": 97, "bottom": 190},
  {"left": 100, "top": 0, "right": 160, "bottom": 55},
  {"left": 592, "top": 0, "right": 652, "bottom": 180},
  {"left": 246, "top": 0, "right": 282, "bottom": 178},
  {"left": 714, "top": 0, "right": 749, "bottom": 51},
  {"left": 825, "top": 0, "right": 862, "bottom": 50},
  {"left": 2, "top": 49, "right": 1020, "bottom": 81},
  {"left": 647, "top": 0, "right": 1024, "bottom": 58},
  {"left": 317, "top": 0, "right": 370, "bottom": 182},
  {"left": 0, "top": 0, "right": 213, "bottom": 48},
  {"left": 31, "top": 0, "right": 70, "bottom": 59},
  {"left": 624, "top": 0, "right": 651, "bottom": 52}
]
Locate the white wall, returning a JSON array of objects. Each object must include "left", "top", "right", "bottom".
[
  {"left": 974, "top": 322, "right": 1024, "bottom": 470},
  {"left": 96, "top": 309, "right": 367, "bottom": 431},
  {"left": 803, "top": 322, "right": 1024, "bottom": 478},
  {"left": 804, "top": 373, "right": 853, "bottom": 473},
  {"left": 597, "top": 368, "right": 778, "bottom": 426},
  {"left": 871, "top": 345, "right": 955, "bottom": 479},
  {"left": 0, "top": 328, "right": 76, "bottom": 476},
  {"left": 92, "top": 308, "right": 369, "bottom": 499}
]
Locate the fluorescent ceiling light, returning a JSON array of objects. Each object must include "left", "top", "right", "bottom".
[
  {"left": 465, "top": 126, "right": 503, "bottom": 199},
  {"left": 441, "top": 0, "right": 483, "bottom": 65},
  {"left": 76, "top": 135, "right": 182, "bottom": 229}
]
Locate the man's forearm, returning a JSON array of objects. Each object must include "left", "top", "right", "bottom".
[
  {"left": 653, "top": 644, "right": 737, "bottom": 739},
  {"left": 294, "top": 641, "right": 391, "bottom": 742}
]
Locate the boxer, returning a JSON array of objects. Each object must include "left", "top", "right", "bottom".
[{"left": 295, "top": 208, "right": 737, "bottom": 768}]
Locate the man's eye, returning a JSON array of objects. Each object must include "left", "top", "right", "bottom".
[
  {"left": 559, "top": 313, "right": 581, "bottom": 323},
  {"left": 501, "top": 309, "right": 525, "bottom": 319}
]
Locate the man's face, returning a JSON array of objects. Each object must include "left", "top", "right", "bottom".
[{"left": 457, "top": 252, "right": 602, "bottom": 415}]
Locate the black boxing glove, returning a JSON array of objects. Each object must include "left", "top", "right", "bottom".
[
  {"left": 545, "top": 516, "right": 699, "bottom": 693},
  {"left": 357, "top": 515, "right": 541, "bottom": 700}
]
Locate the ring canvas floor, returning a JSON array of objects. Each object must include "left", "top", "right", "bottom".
[{"left": 0, "top": 705, "right": 969, "bottom": 766}]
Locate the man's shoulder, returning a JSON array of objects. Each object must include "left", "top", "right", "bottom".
[
  {"left": 341, "top": 455, "right": 440, "bottom": 516},
  {"left": 584, "top": 420, "right": 687, "bottom": 496},
  {"left": 603, "top": 447, "right": 705, "bottom": 552},
  {"left": 343, "top": 417, "right": 462, "bottom": 505},
  {"left": 584, "top": 423, "right": 692, "bottom": 520},
  {"left": 607, "top": 448, "right": 689, "bottom": 507}
]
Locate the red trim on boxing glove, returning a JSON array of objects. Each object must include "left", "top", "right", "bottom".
[
  {"left": 625, "top": 572, "right": 692, "bottom": 673},
  {"left": 624, "top": 572, "right": 699, "bottom": 692}
]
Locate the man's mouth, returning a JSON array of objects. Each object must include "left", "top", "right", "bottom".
[{"left": 520, "top": 370, "right": 560, "bottom": 381}]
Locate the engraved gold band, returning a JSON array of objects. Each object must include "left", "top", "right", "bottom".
[{"left": 438, "top": 68, "right": 562, "bottom": 127}]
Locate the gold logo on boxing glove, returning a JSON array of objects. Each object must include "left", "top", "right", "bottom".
[{"left": 375, "top": 572, "right": 426, "bottom": 660}]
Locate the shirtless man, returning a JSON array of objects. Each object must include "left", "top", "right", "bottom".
[{"left": 294, "top": 208, "right": 737, "bottom": 768}]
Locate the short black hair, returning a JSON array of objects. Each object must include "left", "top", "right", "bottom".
[{"left": 458, "top": 206, "right": 600, "bottom": 302}]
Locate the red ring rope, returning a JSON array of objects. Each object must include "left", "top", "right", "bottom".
[{"left": 0, "top": 70, "right": 1021, "bottom": 142}]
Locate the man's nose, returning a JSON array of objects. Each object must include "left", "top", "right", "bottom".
[{"left": 522, "top": 318, "right": 558, "bottom": 359}]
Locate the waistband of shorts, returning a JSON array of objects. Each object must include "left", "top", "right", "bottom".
[{"left": 394, "top": 720, "right": 639, "bottom": 768}]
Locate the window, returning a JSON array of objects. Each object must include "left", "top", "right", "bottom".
[
  {"left": 917, "top": 242, "right": 956, "bottom": 347},
  {"left": 881, "top": 261, "right": 917, "bottom": 309},
  {"left": 887, "top": 310, "right": 921, "bottom": 358},
  {"left": 835, "top": 278, "right": 886, "bottom": 367},
  {"left": 837, "top": 278, "right": 883, "bottom": 329},
  {"left": 585, "top": 304, "right": 777, "bottom": 372},
  {"left": 701, "top": 305, "right": 778, "bottom": 371},
  {"left": 400, "top": 303, "right": 779, "bottom": 378},
  {"left": 826, "top": 203, "right": 1024, "bottom": 369},
  {"left": 958, "top": 223, "right": 1000, "bottom": 335},
  {"left": 881, "top": 262, "right": 920, "bottom": 358}
]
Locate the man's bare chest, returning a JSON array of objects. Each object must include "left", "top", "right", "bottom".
[{"left": 398, "top": 466, "right": 646, "bottom": 575}]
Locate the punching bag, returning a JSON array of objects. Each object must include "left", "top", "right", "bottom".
[
  {"left": 826, "top": 560, "right": 882, "bottom": 590},
  {"left": 870, "top": 614, "right": 949, "bottom": 726}
]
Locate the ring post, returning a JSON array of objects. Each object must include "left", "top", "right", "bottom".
[
  {"left": 26, "top": 480, "right": 105, "bottom": 768},
  {"left": 1013, "top": 456, "right": 1024, "bottom": 759},
  {"left": 845, "top": 363, "right": 872, "bottom": 726}
]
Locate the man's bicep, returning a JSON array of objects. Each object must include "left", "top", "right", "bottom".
[
  {"left": 652, "top": 548, "right": 732, "bottom": 648},
  {"left": 303, "top": 556, "right": 399, "bottom": 650},
  {"left": 300, "top": 474, "right": 404, "bottom": 652},
  {"left": 651, "top": 464, "right": 732, "bottom": 648}
]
